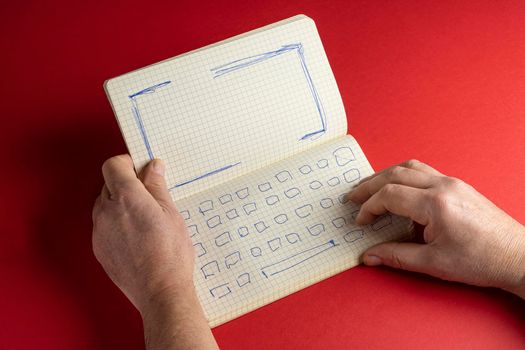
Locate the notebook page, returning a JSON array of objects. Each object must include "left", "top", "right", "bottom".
[
  {"left": 105, "top": 16, "right": 347, "bottom": 200},
  {"left": 177, "top": 135, "right": 414, "bottom": 327}
]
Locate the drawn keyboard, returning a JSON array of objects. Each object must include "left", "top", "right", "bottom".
[{"left": 176, "top": 136, "right": 413, "bottom": 325}]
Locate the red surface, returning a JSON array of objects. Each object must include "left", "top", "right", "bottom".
[{"left": 2, "top": 1, "right": 525, "bottom": 349}]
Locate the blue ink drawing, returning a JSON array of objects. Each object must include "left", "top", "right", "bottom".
[
  {"left": 261, "top": 240, "right": 338, "bottom": 278},
  {"left": 371, "top": 214, "right": 392, "bottom": 231},
  {"left": 129, "top": 81, "right": 171, "bottom": 160},
  {"left": 128, "top": 81, "right": 241, "bottom": 189},
  {"left": 211, "top": 43, "right": 327, "bottom": 140},
  {"left": 170, "top": 162, "right": 241, "bottom": 189},
  {"left": 209, "top": 283, "right": 231, "bottom": 299}
]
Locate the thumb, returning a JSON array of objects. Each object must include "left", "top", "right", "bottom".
[
  {"left": 363, "top": 242, "right": 431, "bottom": 274},
  {"left": 141, "top": 159, "right": 173, "bottom": 209}
]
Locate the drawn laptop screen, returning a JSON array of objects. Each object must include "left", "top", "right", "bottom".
[{"left": 105, "top": 16, "right": 347, "bottom": 200}]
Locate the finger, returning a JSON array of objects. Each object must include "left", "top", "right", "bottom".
[
  {"left": 399, "top": 159, "right": 443, "bottom": 176},
  {"left": 101, "top": 155, "right": 139, "bottom": 195},
  {"left": 140, "top": 159, "right": 173, "bottom": 209},
  {"left": 356, "top": 184, "right": 430, "bottom": 225},
  {"left": 357, "top": 159, "right": 444, "bottom": 188},
  {"left": 348, "top": 166, "right": 436, "bottom": 204},
  {"left": 363, "top": 242, "right": 432, "bottom": 275}
]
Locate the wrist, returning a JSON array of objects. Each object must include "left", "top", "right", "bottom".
[
  {"left": 140, "top": 281, "right": 199, "bottom": 318},
  {"left": 139, "top": 280, "right": 217, "bottom": 350},
  {"left": 497, "top": 226, "right": 525, "bottom": 299}
]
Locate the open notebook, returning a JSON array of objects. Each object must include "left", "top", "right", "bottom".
[{"left": 105, "top": 15, "right": 413, "bottom": 327}]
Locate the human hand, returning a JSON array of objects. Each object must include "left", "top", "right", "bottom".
[
  {"left": 92, "top": 155, "right": 195, "bottom": 314},
  {"left": 92, "top": 155, "right": 218, "bottom": 350},
  {"left": 348, "top": 160, "right": 525, "bottom": 298}
]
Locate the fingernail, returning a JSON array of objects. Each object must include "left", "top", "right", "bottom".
[
  {"left": 364, "top": 255, "right": 382, "bottom": 266},
  {"left": 152, "top": 159, "right": 165, "bottom": 176},
  {"left": 346, "top": 189, "right": 360, "bottom": 203},
  {"left": 354, "top": 212, "right": 364, "bottom": 225}
]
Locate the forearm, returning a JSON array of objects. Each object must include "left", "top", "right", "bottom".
[{"left": 141, "top": 287, "right": 219, "bottom": 350}]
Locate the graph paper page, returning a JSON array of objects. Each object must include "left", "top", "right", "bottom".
[
  {"left": 105, "top": 16, "right": 347, "bottom": 200},
  {"left": 177, "top": 135, "right": 414, "bottom": 327}
]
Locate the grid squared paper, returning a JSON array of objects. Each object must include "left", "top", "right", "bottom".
[
  {"left": 104, "top": 16, "right": 413, "bottom": 327},
  {"left": 105, "top": 16, "right": 347, "bottom": 200},
  {"left": 178, "top": 135, "right": 413, "bottom": 327}
]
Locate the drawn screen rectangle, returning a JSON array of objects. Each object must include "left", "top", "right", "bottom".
[{"left": 105, "top": 15, "right": 348, "bottom": 200}]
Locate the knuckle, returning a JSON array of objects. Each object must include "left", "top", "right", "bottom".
[
  {"left": 390, "top": 243, "right": 404, "bottom": 269},
  {"left": 145, "top": 179, "right": 164, "bottom": 191},
  {"left": 443, "top": 176, "right": 468, "bottom": 191},
  {"left": 403, "top": 159, "right": 421, "bottom": 169},
  {"left": 380, "top": 183, "right": 399, "bottom": 198},
  {"left": 430, "top": 190, "right": 452, "bottom": 212},
  {"left": 386, "top": 166, "right": 405, "bottom": 180},
  {"left": 101, "top": 155, "right": 130, "bottom": 173}
]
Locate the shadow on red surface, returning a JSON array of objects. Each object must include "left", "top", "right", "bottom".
[{"left": 18, "top": 115, "right": 145, "bottom": 349}]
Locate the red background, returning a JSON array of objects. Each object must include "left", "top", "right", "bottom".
[{"left": 2, "top": 1, "right": 525, "bottom": 349}]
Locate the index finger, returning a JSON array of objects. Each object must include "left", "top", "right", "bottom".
[
  {"left": 101, "top": 154, "right": 139, "bottom": 195},
  {"left": 356, "top": 184, "right": 430, "bottom": 226},
  {"left": 357, "top": 159, "right": 444, "bottom": 186},
  {"left": 348, "top": 166, "right": 436, "bottom": 204}
]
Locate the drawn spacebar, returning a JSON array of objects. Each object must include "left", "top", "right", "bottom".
[{"left": 261, "top": 240, "right": 338, "bottom": 278}]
